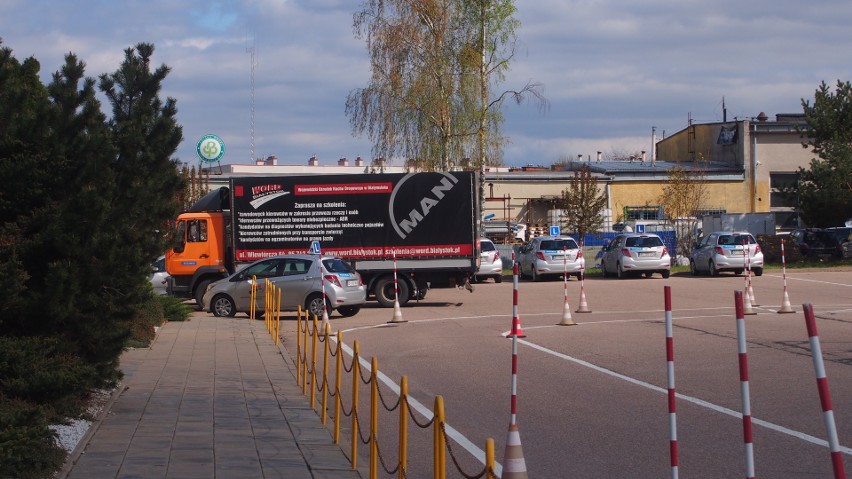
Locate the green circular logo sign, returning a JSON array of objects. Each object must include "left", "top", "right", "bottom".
[{"left": 197, "top": 135, "right": 225, "bottom": 163}]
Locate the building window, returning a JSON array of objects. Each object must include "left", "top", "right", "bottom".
[{"left": 770, "top": 173, "right": 799, "bottom": 208}]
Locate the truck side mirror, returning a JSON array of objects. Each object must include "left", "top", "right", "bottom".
[{"left": 173, "top": 238, "right": 185, "bottom": 254}]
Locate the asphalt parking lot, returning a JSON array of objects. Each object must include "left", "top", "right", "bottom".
[{"left": 278, "top": 268, "right": 852, "bottom": 478}]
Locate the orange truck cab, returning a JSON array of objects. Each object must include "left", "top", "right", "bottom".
[{"left": 166, "top": 188, "right": 232, "bottom": 305}]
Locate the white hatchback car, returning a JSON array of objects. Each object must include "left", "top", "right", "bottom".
[
  {"left": 517, "top": 236, "right": 585, "bottom": 281},
  {"left": 201, "top": 254, "right": 366, "bottom": 318},
  {"left": 601, "top": 233, "right": 671, "bottom": 279},
  {"left": 475, "top": 238, "right": 503, "bottom": 283},
  {"left": 690, "top": 231, "right": 764, "bottom": 276}
]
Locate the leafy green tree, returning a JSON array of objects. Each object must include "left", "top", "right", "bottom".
[
  {"left": 346, "top": 0, "right": 543, "bottom": 172},
  {"left": 559, "top": 165, "right": 607, "bottom": 240},
  {"left": 798, "top": 80, "right": 852, "bottom": 227},
  {"left": 657, "top": 164, "right": 707, "bottom": 258}
]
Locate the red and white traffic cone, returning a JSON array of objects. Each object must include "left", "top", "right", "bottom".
[
  {"left": 558, "top": 296, "right": 576, "bottom": 326},
  {"left": 743, "top": 287, "right": 756, "bottom": 315},
  {"left": 502, "top": 423, "right": 529, "bottom": 479},
  {"left": 575, "top": 283, "right": 591, "bottom": 313}
]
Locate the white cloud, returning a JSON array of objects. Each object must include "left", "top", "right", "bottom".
[{"left": 3, "top": 0, "right": 852, "bottom": 166}]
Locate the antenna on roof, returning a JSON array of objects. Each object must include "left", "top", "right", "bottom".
[{"left": 247, "top": 31, "right": 257, "bottom": 163}]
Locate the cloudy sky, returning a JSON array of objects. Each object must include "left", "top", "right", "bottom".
[{"left": 3, "top": 0, "right": 852, "bottom": 167}]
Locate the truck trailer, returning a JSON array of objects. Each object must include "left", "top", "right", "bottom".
[{"left": 166, "top": 171, "right": 480, "bottom": 308}]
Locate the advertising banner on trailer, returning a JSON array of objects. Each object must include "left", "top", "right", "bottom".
[{"left": 229, "top": 172, "right": 477, "bottom": 262}]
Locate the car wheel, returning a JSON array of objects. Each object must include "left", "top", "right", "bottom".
[
  {"left": 374, "top": 276, "right": 410, "bottom": 308},
  {"left": 212, "top": 294, "right": 236, "bottom": 317},
  {"left": 494, "top": 274, "right": 503, "bottom": 283},
  {"left": 617, "top": 263, "right": 626, "bottom": 279},
  {"left": 709, "top": 261, "right": 719, "bottom": 277},
  {"left": 602, "top": 262, "right": 611, "bottom": 278},
  {"left": 643, "top": 272, "right": 653, "bottom": 278},
  {"left": 337, "top": 305, "right": 361, "bottom": 317},
  {"left": 734, "top": 269, "right": 743, "bottom": 275},
  {"left": 531, "top": 268, "right": 540, "bottom": 282},
  {"left": 690, "top": 260, "right": 699, "bottom": 276},
  {"left": 305, "top": 294, "right": 332, "bottom": 319},
  {"left": 194, "top": 279, "right": 211, "bottom": 311},
  {"left": 753, "top": 267, "right": 763, "bottom": 277},
  {"left": 661, "top": 269, "right": 670, "bottom": 279}
]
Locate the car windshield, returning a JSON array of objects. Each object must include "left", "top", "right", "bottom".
[
  {"left": 539, "top": 239, "right": 578, "bottom": 251},
  {"left": 625, "top": 236, "right": 663, "bottom": 248},
  {"left": 323, "top": 258, "right": 355, "bottom": 273},
  {"left": 718, "top": 234, "right": 754, "bottom": 245}
]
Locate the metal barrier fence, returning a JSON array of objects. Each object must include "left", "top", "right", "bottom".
[{"left": 293, "top": 311, "right": 498, "bottom": 479}]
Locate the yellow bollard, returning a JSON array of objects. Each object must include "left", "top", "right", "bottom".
[
  {"left": 275, "top": 288, "right": 281, "bottom": 345},
  {"left": 301, "top": 309, "right": 309, "bottom": 394},
  {"left": 433, "top": 396, "right": 446, "bottom": 479},
  {"left": 398, "top": 376, "right": 408, "bottom": 479},
  {"left": 321, "top": 323, "right": 331, "bottom": 425},
  {"left": 351, "top": 341, "right": 360, "bottom": 470},
  {"left": 333, "top": 330, "right": 343, "bottom": 444},
  {"left": 370, "top": 357, "right": 379, "bottom": 479},
  {"left": 250, "top": 275, "right": 257, "bottom": 320},
  {"left": 296, "top": 307, "right": 302, "bottom": 385},
  {"left": 310, "top": 315, "right": 318, "bottom": 409},
  {"left": 485, "top": 438, "right": 495, "bottom": 479}
]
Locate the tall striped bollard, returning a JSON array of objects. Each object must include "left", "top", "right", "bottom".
[
  {"left": 778, "top": 239, "right": 795, "bottom": 313},
  {"left": 803, "top": 304, "right": 847, "bottom": 479},
  {"left": 389, "top": 249, "right": 407, "bottom": 323},
  {"left": 502, "top": 252, "right": 528, "bottom": 478},
  {"left": 734, "top": 291, "right": 756, "bottom": 479},
  {"left": 508, "top": 252, "right": 526, "bottom": 338},
  {"left": 558, "top": 245, "right": 576, "bottom": 326},
  {"left": 664, "top": 286, "right": 678, "bottom": 479}
]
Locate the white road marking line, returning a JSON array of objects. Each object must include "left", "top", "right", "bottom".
[{"left": 517, "top": 338, "right": 852, "bottom": 456}]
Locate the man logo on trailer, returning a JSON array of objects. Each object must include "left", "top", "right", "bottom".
[{"left": 389, "top": 172, "right": 459, "bottom": 240}]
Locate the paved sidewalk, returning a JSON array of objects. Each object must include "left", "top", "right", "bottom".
[{"left": 63, "top": 314, "right": 361, "bottom": 479}]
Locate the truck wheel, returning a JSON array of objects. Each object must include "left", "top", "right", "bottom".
[
  {"left": 337, "top": 305, "right": 361, "bottom": 317},
  {"left": 194, "top": 280, "right": 211, "bottom": 311},
  {"left": 374, "top": 277, "right": 409, "bottom": 308},
  {"left": 211, "top": 294, "right": 236, "bottom": 317}
]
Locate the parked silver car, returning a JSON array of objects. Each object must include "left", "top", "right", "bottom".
[
  {"left": 475, "top": 238, "right": 503, "bottom": 283},
  {"left": 149, "top": 255, "right": 169, "bottom": 295},
  {"left": 517, "top": 236, "right": 585, "bottom": 281},
  {"left": 601, "top": 233, "right": 671, "bottom": 279},
  {"left": 201, "top": 254, "right": 366, "bottom": 318},
  {"left": 689, "top": 231, "right": 764, "bottom": 276}
]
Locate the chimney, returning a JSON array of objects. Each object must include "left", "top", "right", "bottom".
[
  {"left": 255, "top": 157, "right": 265, "bottom": 166},
  {"left": 308, "top": 155, "right": 319, "bottom": 166},
  {"left": 374, "top": 157, "right": 386, "bottom": 167},
  {"left": 338, "top": 157, "right": 349, "bottom": 166},
  {"left": 596, "top": 151, "right": 602, "bottom": 162},
  {"left": 355, "top": 156, "right": 365, "bottom": 167},
  {"left": 641, "top": 151, "right": 646, "bottom": 164},
  {"left": 267, "top": 155, "right": 278, "bottom": 166}
]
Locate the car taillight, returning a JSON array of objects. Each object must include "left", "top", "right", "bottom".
[
  {"left": 576, "top": 249, "right": 583, "bottom": 259},
  {"left": 661, "top": 246, "right": 668, "bottom": 257},
  {"left": 324, "top": 274, "right": 342, "bottom": 287},
  {"left": 621, "top": 248, "right": 632, "bottom": 258},
  {"left": 536, "top": 252, "right": 546, "bottom": 261},
  {"left": 715, "top": 246, "right": 726, "bottom": 256},
  {"left": 494, "top": 251, "right": 500, "bottom": 260},
  {"left": 754, "top": 244, "right": 761, "bottom": 255}
]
